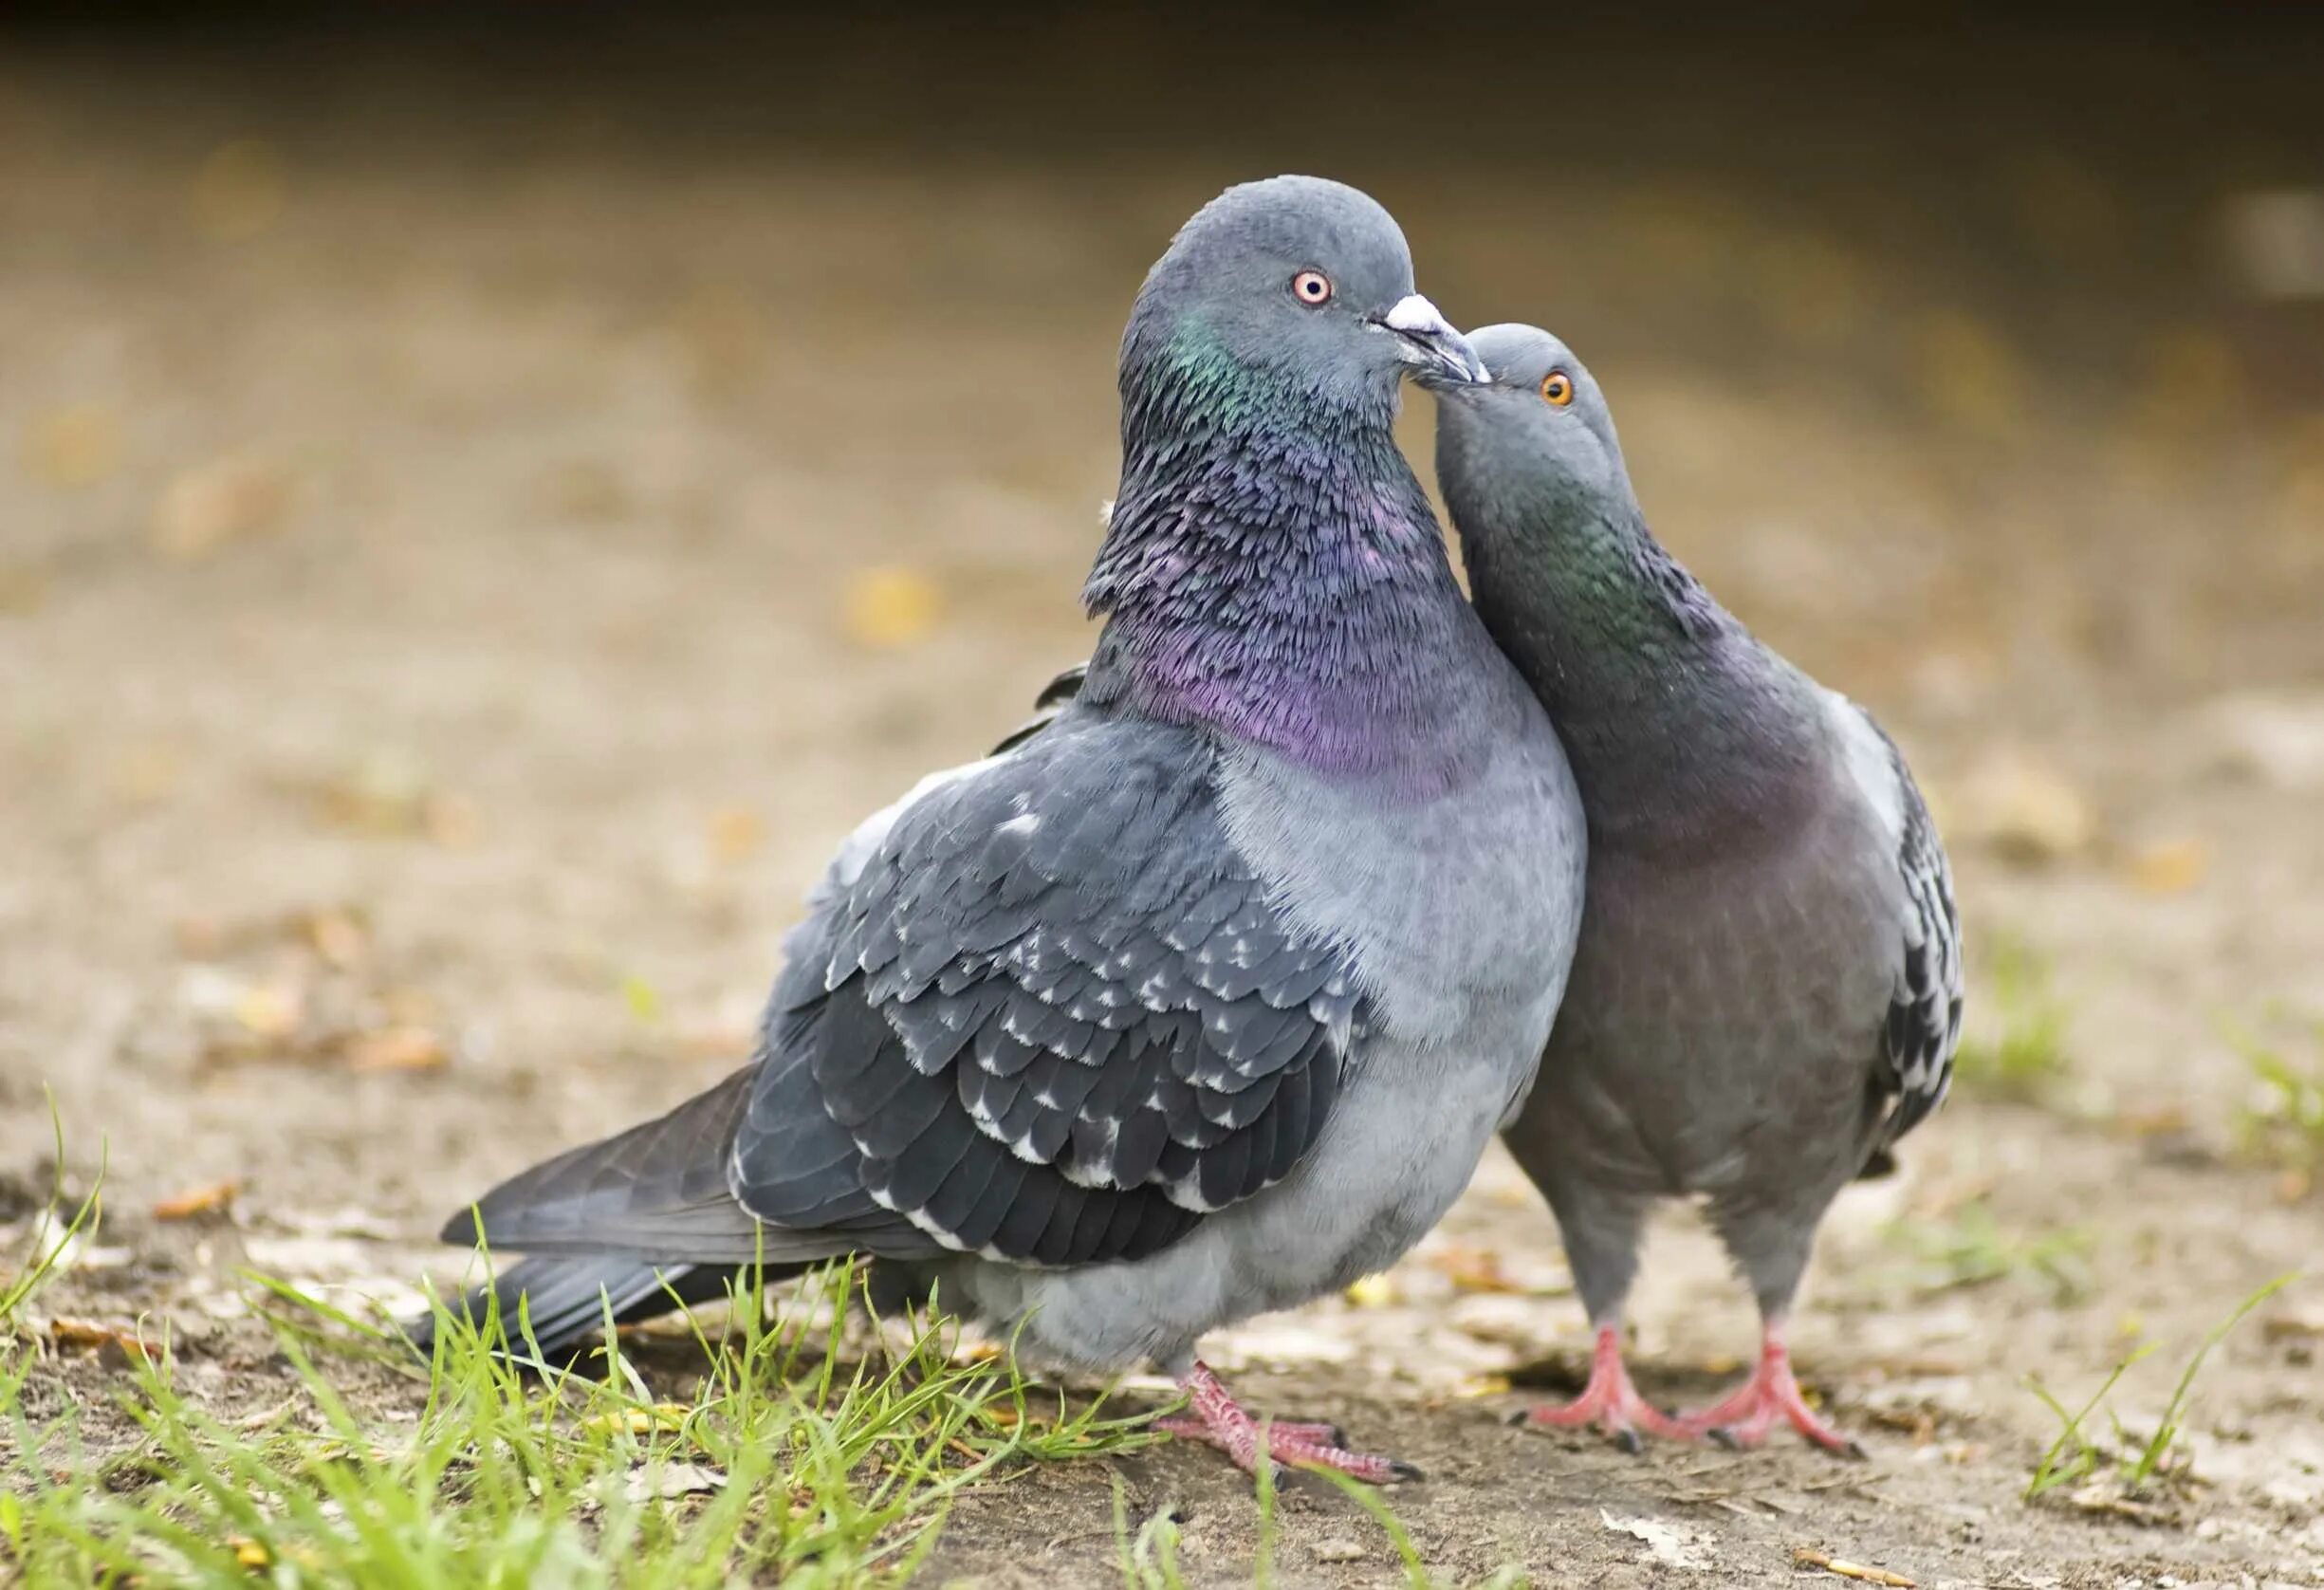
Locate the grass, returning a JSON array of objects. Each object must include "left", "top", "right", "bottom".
[
  {"left": 2023, "top": 1272, "right": 2298, "bottom": 1501},
  {"left": 3, "top": 1176, "right": 1164, "bottom": 1590},
  {"left": 1879, "top": 1198, "right": 2095, "bottom": 1304},
  {"left": 2, "top": 1127, "right": 1496, "bottom": 1589},
  {"left": 2223, "top": 1012, "right": 2324, "bottom": 1183},
  {"left": 0, "top": 1097, "right": 104, "bottom": 1335},
  {"left": 1951, "top": 934, "right": 2071, "bottom": 1100}
]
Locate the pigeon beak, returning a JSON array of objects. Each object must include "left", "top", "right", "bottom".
[{"left": 1372, "top": 294, "right": 1490, "bottom": 387}]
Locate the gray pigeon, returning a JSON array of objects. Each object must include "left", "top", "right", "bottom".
[
  {"left": 1429, "top": 325, "right": 1964, "bottom": 1453},
  {"left": 423, "top": 178, "right": 1587, "bottom": 1485}
]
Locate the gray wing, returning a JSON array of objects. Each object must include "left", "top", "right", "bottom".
[
  {"left": 1873, "top": 727, "right": 1964, "bottom": 1148},
  {"left": 989, "top": 661, "right": 1088, "bottom": 753},
  {"left": 736, "top": 707, "right": 1361, "bottom": 1266}
]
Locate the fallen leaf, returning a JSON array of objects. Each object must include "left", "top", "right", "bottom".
[
  {"left": 1600, "top": 1508, "right": 1711, "bottom": 1571},
  {"left": 300, "top": 908, "right": 369, "bottom": 969},
  {"left": 1952, "top": 749, "right": 2097, "bottom": 862},
  {"left": 2112, "top": 1105, "right": 2190, "bottom": 1138},
  {"left": 151, "top": 452, "right": 291, "bottom": 560},
  {"left": 49, "top": 1318, "right": 147, "bottom": 1361},
  {"left": 423, "top": 794, "right": 483, "bottom": 849},
  {"left": 1425, "top": 1243, "right": 1521, "bottom": 1294},
  {"left": 2124, "top": 839, "right": 2209, "bottom": 896},
  {"left": 624, "top": 1462, "right": 726, "bottom": 1503},
  {"left": 153, "top": 1180, "right": 239, "bottom": 1222},
  {"left": 582, "top": 1403, "right": 693, "bottom": 1437},
  {"left": 21, "top": 402, "right": 120, "bottom": 490},
  {"left": 233, "top": 985, "right": 304, "bottom": 1043},
  {"left": 707, "top": 805, "right": 765, "bottom": 864},
  {"left": 343, "top": 1026, "right": 449, "bottom": 1074},
  {"left": 1792, "top": 1547, "right": 1916, "bottom": 1587},
  {"left": 842, "top": 566, "right": 944, "bottom": 649}
]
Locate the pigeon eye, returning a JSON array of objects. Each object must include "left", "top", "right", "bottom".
[
  {"left": 1291, "top": 269, "right": 1334, "bottom": 305},
  {"left": 1541, "top": 372, "right": 1576, "bottom": 407}
]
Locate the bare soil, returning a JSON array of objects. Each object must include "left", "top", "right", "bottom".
[{"left": 3, "top": 20, "right": 2321, "bottom": 1587}]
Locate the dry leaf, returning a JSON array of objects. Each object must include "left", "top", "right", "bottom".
[
  {"left": 624, "top": 1462, "right": 726, "bottom": 1503},
  {"left": 300, "top": 908, "right": 370, "bottom": 969},
  {"left": 1426, "top": 1243, "right": 1521, "bottom": 1294},
  {"left": 582, "top": 1403, "right": 693, "bottom": 1437},
  {"left": 842, "top": 566, "right": 944, "bottom": 649},
  {"left": 424, "top": 794, "right": 483, "bottom": 849},
  {"left": 1953, "top": 749, "right": 2097, "bottom": 862},
  {"left": 1793, "top": 1548, "right": 1916, "bottom": 1587},
  {"left": 2124, "top": 839, "right": 2209, "bottom": 896},
  {"left": 49, "top": 1318, "right": 147, "bottom": 1361},
  {"left": 233, "top": 985, "right": 304, "bottom": 1042},
  {"left": 707, "top": 805, "right": 765, "bottom": 864},
  {"left": 344, "top": 1026, "right": 449, "bottom": 1073},
  {"left": 151, "top": 453, "right": 291, "bottom": 560},
  {"left": 153, "top": 1180, "right": 239, "bottom": 1222},
  {"left": 21, "top": 402, "right": 120, "bottom": 490},
  {"left": 1599, "top": 1509, "right": 1711, "bottom": 1571}
]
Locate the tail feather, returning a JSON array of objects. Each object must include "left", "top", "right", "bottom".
[
  {"left": 410, "top": 1255, "right": 788, "bottom": 1359},
  {"left": 444, "top": 1066, "right": 779, "bottom": 1263}
]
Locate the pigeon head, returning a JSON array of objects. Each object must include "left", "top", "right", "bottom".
[
  {"left": 1432, "top": 324, "right": 1634, "bottom": 530},
  {"left": 1121, "top": 176, "right": 1488, "bottom": 420},
  {"left": 1084, "top": 177, "right": 1489, "bottom": 786},
  {"left": 1433, "top": 321, "right": 1736, "bottom": 728}
]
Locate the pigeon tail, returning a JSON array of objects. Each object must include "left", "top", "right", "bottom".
[{"left": 408, "top": 1255, "right": 779, "bottom": 1361}]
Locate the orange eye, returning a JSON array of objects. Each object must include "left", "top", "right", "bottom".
[
  {"left": 1291, "top": 269, "right": 1333, "bottom": 305},
  {"left": 1541, "top": 371, "right": 1575, "bottom": 406}
]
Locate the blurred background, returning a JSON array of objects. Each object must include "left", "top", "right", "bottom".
[{"left": 2, "top": 4, "right": 2321, "bottom": 1462}]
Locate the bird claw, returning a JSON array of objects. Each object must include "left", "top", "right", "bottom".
[
  {"left": 1518, "top": 1325, "right": 1691, "bottom": 1452},
  {"left": 1676, "top": 1334, "right": 1861, "bottom": 1457},
  {"left": 1168, "top": 1361, "right": 1416, "bottom": 1487}
]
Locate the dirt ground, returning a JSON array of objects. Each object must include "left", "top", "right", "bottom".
[{"left": 3, "top": 19, "right": 2322, "bottom": 1588}]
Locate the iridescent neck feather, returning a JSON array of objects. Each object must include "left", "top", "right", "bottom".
[{"left": 1081, "top": 322, "right": 1473, "bottom": 783}]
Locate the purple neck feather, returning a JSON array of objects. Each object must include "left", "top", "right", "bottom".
[{"left": 1081, "top": 340, "right": 1480, "bottom": 786}]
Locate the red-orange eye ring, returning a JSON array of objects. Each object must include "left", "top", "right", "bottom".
[
  {"left": 1541, "top": 371, "right": 1575, "bottom": 406},
  {"left": 1291, "top": 269, "right": 1333, "bottom": 305}
]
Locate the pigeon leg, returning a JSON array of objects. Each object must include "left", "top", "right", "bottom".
[
  {"left": 1154, "top": 1415, "right": 1348, "bottom": 1448},
  {"left": 1519, "top": 1324, "right": 1692, "bottom": 1451},
  {"left": 1676, "top": 1322, "right": 1862, "bottom": 1457},
  {"left": 1165, "top": 1361, "right": 1420, "bottom": 1485}
]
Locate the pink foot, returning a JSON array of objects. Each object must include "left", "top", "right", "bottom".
[
  {"left": 1156, "top": 1414, "right": 1347, "bottom": 1448},
  {"left": 1674, "top": 1327, "right": 1863, "bottom": 1458},
  {"left": 1520, "top": 1325, "right": 1693, "bottom": 1452},
  {"left": 1165, "top": 1361, "right": 1420, "bottom": 1485}
]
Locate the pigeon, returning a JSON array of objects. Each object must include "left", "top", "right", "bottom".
[
  {"left": 421, "top": 178, "right": 1588, "bottom": 1485},
  {"left": 1427, "top": 325, "right": 1964, "bottom": 1453}
]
